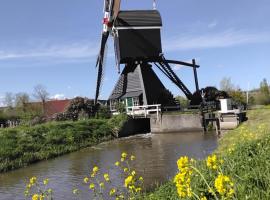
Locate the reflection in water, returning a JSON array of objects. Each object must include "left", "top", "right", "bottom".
[{"left": 0, "top": 132, "right": 217, "bottom": 200}]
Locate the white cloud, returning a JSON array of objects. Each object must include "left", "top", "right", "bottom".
[
  {"left": 50, "top": 94, "right": 66, "bottom": 100},
  {"left": 208, "top": 20, "right": 218, "bottom": 28},
  {"left": 0, "top": 41, "right": 99, "bottom": 61},
  {"left": 164, "top": 29, "right": 270, "bottom": 52}
]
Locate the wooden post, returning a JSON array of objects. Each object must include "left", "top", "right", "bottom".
[{"left": 192, "top": 59, "right": 200, "bottom": 92}]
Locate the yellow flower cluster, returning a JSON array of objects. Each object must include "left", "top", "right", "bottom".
[
  {"left": 104, "top": 173, "right": 110, "bottom": 182},
  {"left": 31, "top": 194, "right": 44, "bottom": 200},
  {"left": 91, "top": 166, "right": 99, "bottom": 177},
  {"left": 25, "top": 176, "right": 52, "bottom": 200},
  {"left": 174, "top": 156, "right": 192, "bottom": 198},
  {"left": 214, "top": 174, "right": 234, "bottom": 198},
  {"left": 206, "top": 154, "right": 223, "bottom": 170},
  {"left": 124, "top": 175, "right": 133, "bottom": 188}
]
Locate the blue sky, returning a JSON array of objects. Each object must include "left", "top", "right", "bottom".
[{"left": 0, "top": 0, "right": 270, "bottom": 105}]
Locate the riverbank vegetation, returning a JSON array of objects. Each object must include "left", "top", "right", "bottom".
[
  {"left": 140, "top": 106, "right": 270, "bottom": 199},
  {"left": 0, "top": 114, "right": 128, "bottom": 173}
]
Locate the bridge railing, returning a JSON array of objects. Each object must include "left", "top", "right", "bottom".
[{"left": 126, "top": 104, "right": 161, "bottom": 119}]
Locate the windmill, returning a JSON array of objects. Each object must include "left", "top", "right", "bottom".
[{"left": 94, "top": 0, "right": 223, "bottom": 111}]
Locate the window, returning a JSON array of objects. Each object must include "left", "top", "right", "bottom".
[{"left": 133, "top": 97, "right": 139, "bottom": 106}]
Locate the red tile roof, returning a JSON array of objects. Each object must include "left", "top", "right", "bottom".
[{"left": 45, "top": 99, "right": 71, "bottom": 117}]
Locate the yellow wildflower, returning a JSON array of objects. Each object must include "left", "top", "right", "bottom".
[
  {"left": 130, "top": 155, "right": 135, "bottom": 161},
  {"left": 83, "top": 177, "right": 89, "bottom": 183},
  {"left": 99, "top": 182, "right": 105, "bottom": 188},
  {"left": 124, "top": 168, "right": 128, "bottom": 172},
  {"left": 32, "top": 194, "right": 39, "bottom": 200},
  {"left": 121, "top": 152, "right": 127, "bottom": 159},
  {"left": 121, "top": 158, "right": 124, "bottom": 162},
  {"left": 73, "top": 188, "right": 79, "bottom": 194},
  {"left": 115, "top": 161, "right": 120, "bottom": 166},
  {"left": 109, "top": 188, "right": 116, "bottom": 196},
  {"left": 135, "top": 187, "right": 142, "bottom": 192},
  {"left": 39, "top": 194, "right": 45, "bottom": 200},
  {"left": 131, "top": 170, "right": 136, "bottom": 176},
  {"left": 139, "top": 176, "right": 144, "bottom": 181},
  {"left": 30, "top": 177, "right": 37, "bottom": 185},
  {"left": 26, "top": 183, "right": 32, "bottom": 190},
  {"left": 89, "top": 183, "right": 95, "bottom": 190},
  {"left": 214, "top": 174, "right": 234, "bottom": 197},
  {"left": 124, "top": 176, "right": 133, "bottom": 188},
  {"left": 104, "top": 173, "right": 110, "bottom": 182},
  {"left": 43, "top": 178, "right": 49, "bottom": 185},
  {"left": 200, "top": 196, "right": 207, "bottom": 200},
  {"left": 206, "top": 154, "right": 218, "bottom": 170},
  {"left": 92, "top": 166, "right": 99, "bottom": 173},
  {"left": 174, "top": 156, "right": 192, "bottom": 198}
]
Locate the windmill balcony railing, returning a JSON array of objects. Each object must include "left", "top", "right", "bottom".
[{"left": 126, "top": 104, "right": 161, "bottom": 119}]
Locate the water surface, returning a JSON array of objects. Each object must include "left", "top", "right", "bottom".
[{"left": 0, "top": 132, "right": 218, "bottom": 199}]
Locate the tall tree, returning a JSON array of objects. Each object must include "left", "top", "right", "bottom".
[
  {"left": 33, "top": 84, "right": 49, "bottom": 115},
  {"left": 15, "top": 93, "right": 30, "bottom": 112},
  {"left": 256, "top": 78, "right": 270, "bottom": 105},
  {"left": 220, "top": 77, "right": 235, "bottom": 92},
  {"left": 4, "top": 92, "right": 14, "bottom": 108}
]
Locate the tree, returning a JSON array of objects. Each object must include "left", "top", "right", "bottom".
[
  {"left": 15, "top": 93, "right": 30, "bottom": 113},
  {"left": 175, "top": 96, "right": 189, "bottom": 110},
  {"left": 220, "top": 77, "right": 235, "bottom": 92},
  {"left": 256, "top": 78, "right": 270, "bottom": 105},
  {"left": 33, "top": 84, "right": 49, "bottom": 115},
  {"left": 4, "top": 92, "right": 14, "bottom": 108}
]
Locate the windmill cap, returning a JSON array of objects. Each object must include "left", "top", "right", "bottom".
[{"left": 114, "top": 10, "right": 162, "bottom": 27}]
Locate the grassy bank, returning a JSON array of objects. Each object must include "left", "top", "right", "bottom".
[
  {"left": 141, "top": 107, "right": 270, "bottom": 199},
  {"left": 0, "top": 114, "right": 128, "bottom": 173}
]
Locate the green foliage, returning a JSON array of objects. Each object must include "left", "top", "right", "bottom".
[
  {"left": 175, "top": 96, "right": 189, "bottom": 110},
  {"left": 116, "top": 102, "right": 126, "bottom": 113},
  {"left": 0, "top": 115, "right": 128, "bottom": 172},
  {"left": 255, "top": 78, "right": 270, "bottom": 105},
  {"left": 98, "top": 105, "right": 111, "bottom": 119},
  {"left": 228, "top": 89, "right": 246, "bottom": 106}
]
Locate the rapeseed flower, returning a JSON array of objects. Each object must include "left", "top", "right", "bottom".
[
  {"left": 104, "top": 173, "right": 110, "bottom": 182},
  {"left": 30, "top": 177, "right": 37, "bottom": 185},
  {"left": 83, "top": 177, "right": 89, "bottom": 183},
  {"left": 109, "top": 188, "right": 116, "bottom": 196},
  {"left": 43, "top": 178, "right": 49, "bottom": 185},
  {"left": 99, "top": 182, "right": 105, "bottom": 188},
  {"left": 206, "top": 154, "right": 218, "bottom": 170},
  {"left": 214, "top": 174, "right": 234, "bottom": 197},
  {"left": 121, "top": 152, "right": 127, "bottom": 159},
  {"left": 174, "top": 156, "right": 192, "bottom": 198},
  {"left": 124, "top": 176, "right": 133, "bottom": 188},
  {"left": 32, "top": 194, "right": 39, "bottom": 200},
  {"left": 130, "top": 155, "right": 135, "bottom": 161},
  {"left": 73, "top": 188, "right": 79, "bottom": 194},
  {"left": 89, "top": 183, "right": 95, "bottom": 190},
  {"left": 92, "top": 166, "right": 99, "bottom": 173}
]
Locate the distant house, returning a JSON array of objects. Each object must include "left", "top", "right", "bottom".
[{"left": 44, "top": 99, "right": 71, "bottom": 117}]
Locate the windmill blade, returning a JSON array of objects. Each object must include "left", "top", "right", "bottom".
[
  {"left": 95, "top": 32, "right": 109, "bottom": 104},
  {"left": 113, "top": 0, "right": 121, "bottom": 19}
]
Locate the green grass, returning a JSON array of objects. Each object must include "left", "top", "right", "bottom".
[
  {"left": 0, "top": 114, "right": 128, "bottom": 173},
  {"left": 141, "top": 107, "right": 270, "bottom": 199}
]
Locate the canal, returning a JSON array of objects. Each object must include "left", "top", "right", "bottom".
[{"left": 0, "top": 132, "right": 218, "bottom": 199}]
